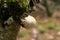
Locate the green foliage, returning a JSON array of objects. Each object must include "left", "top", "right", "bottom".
[
  {"left": 35, "top": 20, "right": 40, "bottom": 27},
  {"left": 39, "top": 27, "right": 46, "bottom": 34},
  {"left": 17, "top": 0, "right": 30, "bottom": 12},
  {"left": 17, "top": 0, "right": 29, "bottom": 7},
  {"left": 0, "top": 0, "right": 30, "bottom": 25},
  {"left": 48, "top": 22, "right": 54, "bottom": 29},
  {"left": 48, "top": 26, "right": 54, "bottom": 29},
  {"left": 18, "top": 30, "right": 28, "bottom": 37},
  {"left": 1, "top": 0, "right": 30, "bottom": 12},
  {"left": 47, "top": 19, "right": 54, "bottom": 29},
  {"left": 56, "top": 26, "right": 60, "bottom": 31}
]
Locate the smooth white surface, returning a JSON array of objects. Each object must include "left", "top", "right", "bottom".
[
  {"left": 21, "top": 15, "right": 37, "bottom": 27},
  {"left": 24, "top": 15, "right": 36, "bottom": 24}
]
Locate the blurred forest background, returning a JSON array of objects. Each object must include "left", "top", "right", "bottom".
[{"left": 0, "top": 0, "right": 60, "bottom": 40}]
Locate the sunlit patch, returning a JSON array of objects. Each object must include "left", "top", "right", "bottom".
[
  {"left": 57, "top": 31, "right": 60, "bottom": 36},
  {"left": 31, "top": 28, "right": 38, "bottom": 38},
  {"left": 31, "top": 38, "right": 36, "bottom": 40},
  {"left": 48, "top": 35, "right": 54, "bottom": 40},
  {"left": 21, "top": 15, "right": 37, "bottom": 27},
  {"left": 24, "top": 15, "right": 36, "bottom": 24}
]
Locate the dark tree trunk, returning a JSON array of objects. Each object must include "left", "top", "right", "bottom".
[
  {"left": 0, "top": 20, "right": 20, "bottom": 40},
  {"left": 43, "top": 0, "right": 52, "bottom": 17}
]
